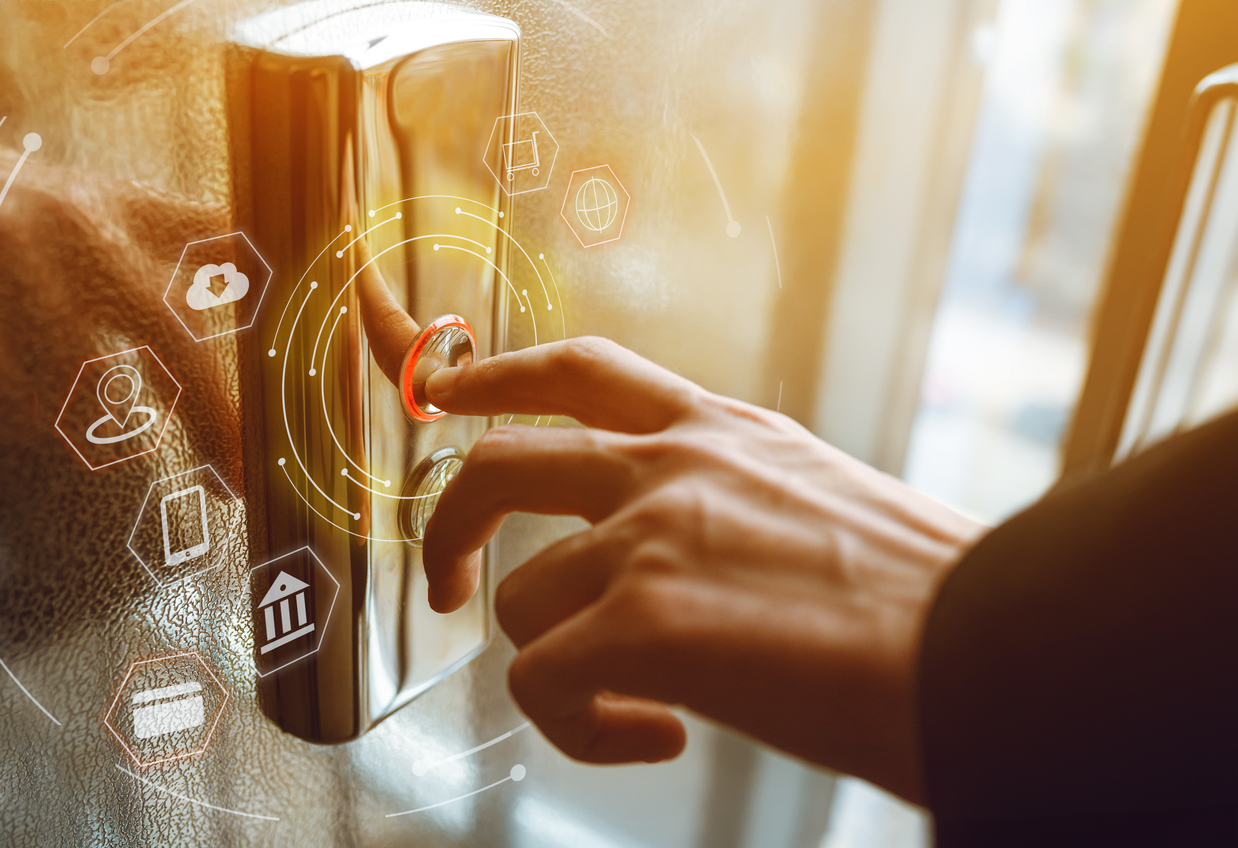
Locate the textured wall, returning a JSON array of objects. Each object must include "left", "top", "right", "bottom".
[{"left": 0, "top": 1, "right": 863, "bottom": 844}]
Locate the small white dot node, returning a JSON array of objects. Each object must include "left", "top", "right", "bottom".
[
  {"left": 344, "top": 224, "right": 352, "bottom": 232},
  {"left": 340, "top": 306, "right": 347, "bottom": 314},
  {"left": 396, "top": 212, "right": 402, "bottom": 219},
  {"left": 310, "top": 281, "right": 318, "bottom": 289},
  {"left": 498, "top": 211, "right": 505, "bottom": 218},
  {"left": 368, "top": 210, "right": 376, "bottom": 217},
  {"left": 538, "top": 253, "right": 544, "bottom": 259},
  {"left": 521, "top": 289, "right": 528, "bottom": 296},
  {"left": 510, "top": 764, "right": 526, "bottom": 782},
  {"left": 353, "top": 512, "right": 361, "bottom": 520},
  {"left": 520, "top": 305, "right": 526, "bottom": 313},
  {"left": 336, "top": 251, "right": 343, "bottom": 258},
  {"left": 308, "top": 368, "right": 316, "bottom": 376},
  {"left": 455, "top": 207, "right": 462, "bottom": 214},
  {"left": 268, "top": 349, "right": 277, "bottom": 357},
  {"left": 412, "top": 760, "right": 429, "bottom": 777},
  {"left": 278, "top": 457, "right": 287, "bottom": 466},
  {"left": 22, "top": 133, "right": 42, "bottom": 152},
  {"left": 726, "top": 220, "right": 741, "bottom": 238},
  {"left": 91, "top": 57, "right": 109, "bottom": 75},
  {"left": 486, "top": 247, "right": 492, "bottom": 253},
  {"left": 433, "top": 244, "right": 440, "bottom": 251},
  {"left": 548, "top": 304, "right": 554, "bottom": 310},
  {"left": 341, "top": 469, "right": 349, "bottom": 477},
  {"left": 384, "top": 480, "right": 391, "bottom": 487}
]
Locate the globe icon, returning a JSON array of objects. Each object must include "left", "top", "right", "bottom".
[{"left": 574, "top": 177, "right": 620, "bottom": 232}]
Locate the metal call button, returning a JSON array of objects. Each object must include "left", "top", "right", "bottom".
[
  {"left": 400, "top": 315, "right": 476, "bottom": 422},
  {"left": 398, "top": 447, "right": 465, "bottom": 546}
]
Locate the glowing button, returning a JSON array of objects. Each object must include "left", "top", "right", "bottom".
[{"left": 399, "top": 315, "right": 475, "bottom": 422}]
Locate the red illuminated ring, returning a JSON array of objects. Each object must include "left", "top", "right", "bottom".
[{"left": 399, "top": 315, "right": 476, "bottom": 422}]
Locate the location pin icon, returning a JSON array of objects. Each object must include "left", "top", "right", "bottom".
[{"left": 96, "top": 365, "right": 143, "bottom": 428}]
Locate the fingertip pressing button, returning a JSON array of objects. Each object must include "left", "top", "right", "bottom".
[{"left": 399, "top": 315, "right": 475, "bottom": 422}]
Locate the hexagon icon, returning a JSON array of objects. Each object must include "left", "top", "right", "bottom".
[
  {"left": 104, "top": 651, "right": 229, "bottom": 768},
  {"left": 561, "top": 165, "right": 631, "bottom": 248},
  {"left": 126, "top": 465, "right": 244, "bottom": 588},
  {"left": 164, "top": 232, "right": 272, "bottom": 342},
  {"left": 250, "top": 547, "right": 340, "bottom": 677},
  {"left": 54, "top": 346, "right": 182, "bottom": 471},
  {"left": 484, "top": 112, "right": 559, "bottom": 196}
]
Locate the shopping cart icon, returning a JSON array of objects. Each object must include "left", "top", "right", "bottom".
[{"left": 502, "top": 131, "right": 540, "bottom": 181}]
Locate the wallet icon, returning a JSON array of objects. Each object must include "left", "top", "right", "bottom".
[{"left": 131, "top": 681, "right": 204, "bottom": 740}]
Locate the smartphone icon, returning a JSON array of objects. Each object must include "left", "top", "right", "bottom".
[{"left": 161, "top": 485, "right": 210, "bottom": 567}]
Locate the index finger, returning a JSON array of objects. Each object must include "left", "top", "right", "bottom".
[{"left": 424, "top": 336, "right": 703, "bottom": 433}]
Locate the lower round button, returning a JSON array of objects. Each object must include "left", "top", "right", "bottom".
[{"left": 398, "top": 447, "right": 464, "bottom": 547}]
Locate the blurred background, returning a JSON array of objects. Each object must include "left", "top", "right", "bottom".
[{"left": 3, "top": 0, "right": 1237, "bottom": 845}]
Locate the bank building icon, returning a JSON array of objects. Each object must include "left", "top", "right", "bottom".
[
  {"left": 249, "top": 547, "right": 339, "bottom": 677},
  {"left": 258, "top": 572, "right": 314, "bottom": 654}
]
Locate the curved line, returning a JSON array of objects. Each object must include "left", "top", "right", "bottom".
[
  {"left": 316, "top": 307, "right": 378, "bottom": 476},
  {"left": 317, "top": 309, "right": 393, "bottom": 489},
  {"left": 316, "top": 312, "right": 441, "bottom": 499},
  {"left": 104, "top": 0, "right": 200, "bottom": 62},
  {"left": 279, "top": 462, "right": 415, "bottom": 543},
  {"left": 366, "top": 194, "right": 494, "bottom": 217},
  {"left": 314, "top": 213, "right": 417, "bottom": 370},
  {"left": 418, "top": 722, "right": 531, "bottom": 774},
  {"left": 544, "top": 0, "right": 608, "bottom": 37},
  {"left": 520, "top": 289, "right": 538, "bottom": 347},
  {"left": 434, "top": 234, "right": 494, "bottom": 255},
  {"left": 280, "top": 290, "right": 360, "bottom": 520},
  {"left": 385, "top": 775, "right": 514, "bottom": 819},
  {"left": 316, "top": 234, "right": 452, "bottom": 327},
  {"left": 360, "top": 194, "right": 558, "bottom": 317},
  {"left": 0, "top": 147, "right": 34, "bottom": 211},
  {"left": 346, "top": 213, "right": 401, "bottom": 251},
  {"left": 0, "top": 657, "right": 62, "bottom": 726},
  {"left": 434, "top": 245, "right": 521, "bottom": 303},
  {"left": 691, "top": 134, "right": 735, "bottom": 225},
  {"left": 766, "top": 215, "right": 783, "bottom": 289},
  {"left": 309, "top": 306, "right": 335, "bottom": 377},
  {"left": 282, "top": 233, "right": 470, "bottom": 513},
  {"left": 272, "top": 229, "right": 350, "bottom": 354},
  {"left": 116, "top": 764, "right": 280, "bottom": 821},
  {"left": 311, "top": 238, "right": 523, "bottom": 501},
  {"left": 456, "top": 209, "right": 552, "bottom": 308},
  {"left": 63, "top": 1, "right": 127, "bottom": 48},
  {"left": 539, "top": 255, "right": 568, "bottom": 339},
  {"left": 279, "top": 196, "right": 566, "bottom": 510}
]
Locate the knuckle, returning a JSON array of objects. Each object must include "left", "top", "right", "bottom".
[
  {"left": 650, "top": 483, "right": 709, "bottom": 535},
  {"left": 467, "top": 425, "right": 523, "bottom": 467},
  {"left": 625, "top": 429, "right": 735, "bottom": 473},
  {"left": 603, "top": 574, "right": 683, "bottom": 643},
  {"left": 555, "top": 336, "right": 619, "bottom": 380},
  {"left": 626, "top": 543, "right": 680, "bottom": 578}
]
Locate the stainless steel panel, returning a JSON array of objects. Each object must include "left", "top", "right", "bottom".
[{"left": 229, "top": 2, "right": 518, "bottom": 742}]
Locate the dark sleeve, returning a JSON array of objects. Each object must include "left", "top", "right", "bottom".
[{"left": 917, "top": 409, "right": 1238, "bottom": 847}]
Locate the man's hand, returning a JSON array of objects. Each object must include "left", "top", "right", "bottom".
[{"left": 421, "top": 337, "right": 985, "bottom": 805}]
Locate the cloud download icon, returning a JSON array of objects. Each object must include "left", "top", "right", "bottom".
[
  {"left": 163, "top": 231, "right": 272, "bottom": 341},
  {"left": 186, "top": 262, "right": 250, "bottom": 310}
]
